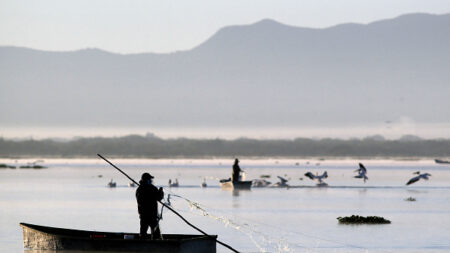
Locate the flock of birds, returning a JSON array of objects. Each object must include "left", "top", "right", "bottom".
[
  {"left": 301, "top": 163, "right": 431, "bottom": 187},
  {"left": 106, "top": 163, "right": 432, "bottom": 188},
  {"left": 254, "top": 163, "right": 432, "bottom": 188},
  {"left": 107, "top": 177, "right": 204, "bottom": 188}
]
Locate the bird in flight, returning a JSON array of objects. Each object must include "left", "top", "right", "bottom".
[
  {"left": 354, "top": 163, "right": 369, "bottom": 183},
  {"left": 304, "top": 171, "right": 328, "bottom": 186},
  {"left": 406, "top": 171, "right": 431, "bottom": 185}
]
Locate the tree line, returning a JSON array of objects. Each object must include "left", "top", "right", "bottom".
[{"left": 0, "top": 135, "right": 449, "bottom": 158}]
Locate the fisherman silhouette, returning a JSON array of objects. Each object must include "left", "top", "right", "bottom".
[
  {"left": 136, "top": 172, "right": 164, "bottom": 239},
  {"left": 232, "top": 159, "right": 242, "bottom": 183}
]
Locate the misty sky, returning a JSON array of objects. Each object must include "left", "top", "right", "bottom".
[{"left": 1, "top": 0, "right": 449, "bottom": 54}]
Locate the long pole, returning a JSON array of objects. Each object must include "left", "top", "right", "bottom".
[{"left": 97, "top": 154, "right": 240, "bottom": 253}]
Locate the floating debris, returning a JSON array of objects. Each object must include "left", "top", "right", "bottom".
[
  {"left": 404, "top": 197, "right": 416, "bottom": 201},
  {"left": 337, "top": 215, "right": 391, "bottom": 224}
]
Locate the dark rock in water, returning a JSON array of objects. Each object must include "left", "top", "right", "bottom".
[
  {"left": 405, "top": 197, "right": 416, "bottom": 201},
  {"left": 337, "top": 215, "right": 391, "bottom": 224}
]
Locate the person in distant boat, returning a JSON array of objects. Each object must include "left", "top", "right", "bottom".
[
  {"left": 232, "top": 159, "right": 242, "bottom": 182},
  {"left": 136, "top": 173, "right": 164, "bottom": 239}
]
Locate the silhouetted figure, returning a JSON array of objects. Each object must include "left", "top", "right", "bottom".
[
  {"left": 136, "top": 173, "right": 164, "bottom": 239},
  {"left": 232, "top": 159, "right": 242, "bottom": 183}
]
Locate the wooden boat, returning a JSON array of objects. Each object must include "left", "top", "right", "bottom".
[
  {"left": 20, "top": 222, "right": 217, "bottom": 253},
  {"left": 435, "top": 159, "right": 450, "bottom": 164},
  {"left": 219, "top": 178, "right": 252, "bottom": 189}
]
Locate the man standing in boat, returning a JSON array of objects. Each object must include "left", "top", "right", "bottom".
[
  {"left": 232, "top": 159, "right": 242, "bottom": 182},
  {"left": 136, "top": 172, "right": 164, "bottom": 239}
]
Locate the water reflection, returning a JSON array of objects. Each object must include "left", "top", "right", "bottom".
[
  {"left": 406, "top": 189, "right": 429, "bottom": 194},
  {"left": 358, "top": 188, "right": 367, "bottom": 195},
  {"left": 229, "top": 189, "right": 251, "bottom": 208},
  {"left": 232, "top": 189, "right": 250, "bottom": 197},
  {"left": 3, "top": 159, "right": 450, "bottom": 253},
  {"left": 220, "top": 186, "right": 251, "bottom": 197}
]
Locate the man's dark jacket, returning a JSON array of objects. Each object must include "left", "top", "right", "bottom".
[{"left": 135, "top": 180, "right": 164, "bottom": 220}]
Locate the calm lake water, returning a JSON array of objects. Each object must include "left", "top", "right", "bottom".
[{"left": 1, "top": 158, "right": 449, "bottom": 253}]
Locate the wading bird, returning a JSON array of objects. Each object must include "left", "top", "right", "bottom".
[
  {"left": 406, "top": 171, "right": 431, "bottom": 185},
  {"left": 201, "top": 178, "right": 207, "bottom": 188},
  {"left": 107, "top": 179, "right": 116, "bottom": 188},
  {"left": 304, "top": 171, "right": 328, "bottom": 186},
  {"left": 272, "top": 176, "right": 289, "bottom": 187},
  {"left": 354, "top": 163, "right": 369, "bottom": 183}
]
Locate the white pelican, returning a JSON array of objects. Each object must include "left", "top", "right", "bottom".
[
  {"left": 272, "top": 176, "right": 289, "bottom": 187},
  {"left": 168, "top": 178, "right": 179, "bottom": 187},
  {"left": 406, "top": 171, "right": 431, "bottom": 185},
  {"left": 304, "top": 171, "right": 328, "bottom": 186},
  {"left": 354, "top": 163, "right": 369, "bottom": 183},
  {"left": 252, "top": 179, "right": 272, "bottom": 187}
]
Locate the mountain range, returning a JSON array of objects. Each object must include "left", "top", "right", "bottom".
[{"left": 1, "top": 13, "right": 449, "bottom": 129}]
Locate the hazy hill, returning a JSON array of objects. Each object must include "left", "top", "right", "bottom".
[{"left": 1, "top": 13, "right": 449, "bottom": 128}]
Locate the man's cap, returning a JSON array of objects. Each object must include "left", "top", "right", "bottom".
[{"left": 141, "top": 172, "right": 154, "bottom": 180}]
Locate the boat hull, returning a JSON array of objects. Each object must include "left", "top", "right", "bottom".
[
  {"left": 20, "top": 223, "right": 216, "bottom": 253},
  {"left": 435, "top": 159, "right": 450, "bottom": 164},
  {"left": 220, "top": 180, "right": 252, "bottom": 190}
]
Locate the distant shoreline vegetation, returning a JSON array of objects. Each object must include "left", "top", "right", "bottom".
[
  {"left": 0, "top": 134, "right": 449, "bottom": 158},
  {"left": 0, "top": 134, "right": 450, "bottom": 158}
]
